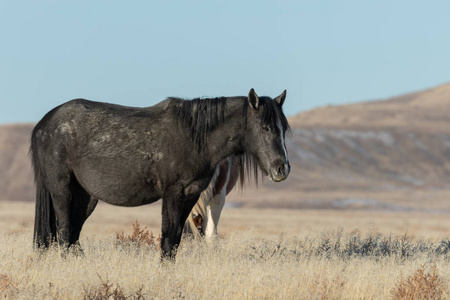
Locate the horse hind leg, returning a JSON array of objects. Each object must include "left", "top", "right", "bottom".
[
  {"left": 69, "top": 178, "right": 98, "bottom": 249},
  {"left": 46, "top": 171, "right": 96, "bottom": 251},
  {"left": 48, "top": 181, "right": 73, "bottom": 249}
]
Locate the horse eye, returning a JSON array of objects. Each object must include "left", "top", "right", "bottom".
[{"left": 262, "top": 125, "right": 270, "bottom": 132}]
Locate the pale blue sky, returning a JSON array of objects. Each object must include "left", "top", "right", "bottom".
[{"left": 1, "top": 1, "right": 450, "bottom": 124}]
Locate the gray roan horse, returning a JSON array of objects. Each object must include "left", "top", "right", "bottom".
[{"left": 31, "top": 89, "right": 290, "bottom": 259}]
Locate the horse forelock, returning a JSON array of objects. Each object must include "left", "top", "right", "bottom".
[{"left": 258, "top": 97, "right": 291, "bottom": 134}]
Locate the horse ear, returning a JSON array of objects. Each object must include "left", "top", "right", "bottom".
[
  {"left": 275, "top": 90, "right": 287, "bottom": 107},
  {"left": 248, "top": 88, "right": 260, "bottom": 110}
]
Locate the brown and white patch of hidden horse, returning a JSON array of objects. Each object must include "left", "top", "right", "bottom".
[{"left": 183, "top": 154, "right": 260, "bottom": 239}]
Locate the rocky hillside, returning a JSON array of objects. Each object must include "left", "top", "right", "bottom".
[
  {"left": 288, "top": 83, "right": 450, "bottom": 187},
  {"left": 2, "top": 83, "right": 450, "bottom": 211}
]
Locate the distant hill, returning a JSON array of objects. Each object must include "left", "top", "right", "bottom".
[
  {"left": 2, "top": 83, "right": 450, "bottom": 212},
  {"left": 0, "top": 124, "right": 34, "bottom": 201},
  {"left": 290, "top": 83, "right": 450, "bottom": 132}
]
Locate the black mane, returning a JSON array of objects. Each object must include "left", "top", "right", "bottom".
[
  {"left": 168, "top": 97, "right": 228, "bottom": 151},
  {"left": 168, "top": 96, "right": 290, "bottom": 152},
  {"left": 168, "top": 95, "right": 290, "bottom": 189}
]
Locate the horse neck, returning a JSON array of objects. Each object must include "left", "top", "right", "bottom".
[{"left": 203, "top": 98, "right": 246, "bottom": 167}]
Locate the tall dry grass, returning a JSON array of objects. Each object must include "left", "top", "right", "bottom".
[{"left": 1, "top": 222, "right": 450, "bottom": 299}]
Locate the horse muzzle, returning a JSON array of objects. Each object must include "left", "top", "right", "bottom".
[{"left": 268, "top": 161, "right": 290, "bottom": 182}]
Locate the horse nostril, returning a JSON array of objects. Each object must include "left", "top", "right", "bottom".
[
  {"left": 277, "top": 166, "right": 284, "bottom": 176},
  {"left": 273, "top": 160, "right": 288, "bottom": 178}
]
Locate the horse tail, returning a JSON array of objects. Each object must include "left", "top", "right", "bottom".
[
  {"left": 184, "top": 165, "right": 220, "bottom": 238},
  {"left": 31, "top": 128, "right": 57, "bottom": 248}
]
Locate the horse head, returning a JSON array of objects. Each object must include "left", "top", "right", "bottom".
[{"left": 244, "top": 89, "right": 290, "bottom": 182}]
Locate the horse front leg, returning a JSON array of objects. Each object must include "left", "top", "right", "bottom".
[
  {"left": 203, "top": 158, "right": 231, "bottom": 240},
  {"left": 161, "top": 199, "right": 182, "bottom": 259},
  {"left": 204, "top": 187, "right": 226, "bottom": 239},
  {"left": 161, "top": 186, "right": 199, "bottom": 259}
]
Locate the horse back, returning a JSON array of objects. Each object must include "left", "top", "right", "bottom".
[{"left": 31, "top": 98, "right": 210, "bottom": 206}]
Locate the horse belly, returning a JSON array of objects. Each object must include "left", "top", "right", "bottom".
[{"left": 72, "top": 160, "right": 163, "bottom": 207}]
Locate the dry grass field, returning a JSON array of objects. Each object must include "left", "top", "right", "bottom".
[
  {"left": 1, "top": 200, "right": 450, "bottom": 299},
  {"left": 3, "top": 82, "right": 450, "bottom": 299}
]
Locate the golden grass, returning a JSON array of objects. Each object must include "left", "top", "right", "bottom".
[
  {"left": 1, "top": 201, "right": 450, "bottom": 299},
  {"left": 2, "top": 226, "right": 450, "bottom": 299}
]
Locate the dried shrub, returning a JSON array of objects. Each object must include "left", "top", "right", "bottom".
[
  {"left": 248, "top": 241, "right": 289, "bottom": 261},
  {"left": 391, "top": 264, "right": 445, "bottom": 300},
  {"left": 0, "top": 274, "right": 13, "bottom": 291},
  {"left": 115, "top": 220, "right": 160, "bottom": 249},
  {"left": 83, "top": 274, "right": 145, "bottom": 300},
  {"left": 307, "top": 230, "right": 434, "bottom": 261},
  {"left": 0, "top": 273, "right": 18, "bottom": 297}
]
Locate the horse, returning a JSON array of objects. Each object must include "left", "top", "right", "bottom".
[
  {"left": 31, "top": 88, "right": 290, "bottom": 259},
  {"left": 183, "top": 155, "right": 259, "bottom": 239}
]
